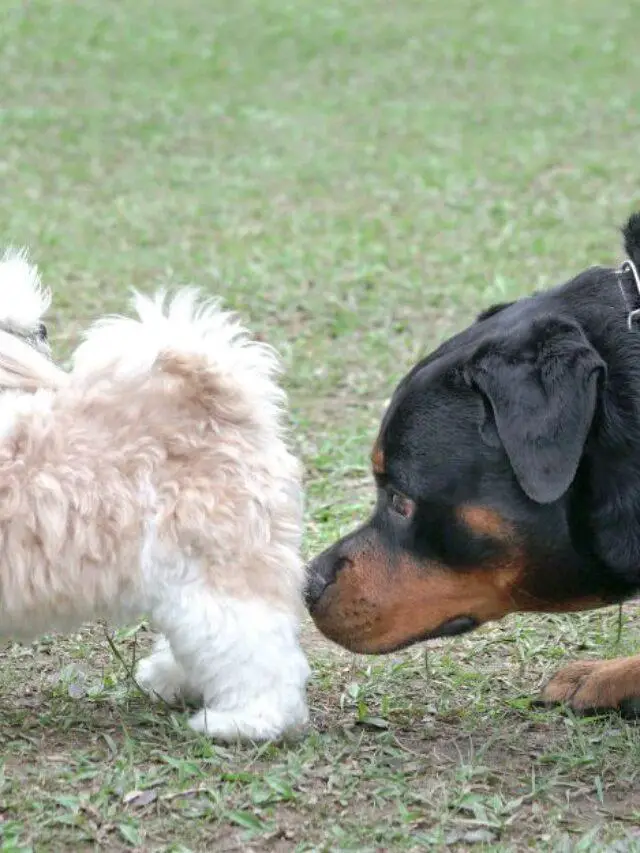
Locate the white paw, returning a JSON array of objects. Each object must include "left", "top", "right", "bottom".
[
  {"left": 135, "top": 652, "right": 185, "bottom": 705},
  {"left": 188, "top": 700, "right": 309, "bottom": 743}
]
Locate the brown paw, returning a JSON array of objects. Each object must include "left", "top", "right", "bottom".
[{"left": 541, "top": 656, "right": 640, "bottom": 711}]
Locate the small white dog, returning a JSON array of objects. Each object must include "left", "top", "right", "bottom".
[{"left": 0, "top": 250, "right": 309, "bottom": 742}]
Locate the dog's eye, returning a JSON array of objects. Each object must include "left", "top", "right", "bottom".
[
  {"left": 37, "top": 323, "right": 48, "bottom": 341},
  {"left": 389, "top": 489, "right": 415, "bottom": 520}
]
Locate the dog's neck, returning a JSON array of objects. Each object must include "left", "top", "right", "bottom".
[{"left": 560, "top": 265, "right": 640, "bottom": 594}]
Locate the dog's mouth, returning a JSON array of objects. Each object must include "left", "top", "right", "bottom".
[
  {"left": 426, "top": 614, "right": 478, "bottom": 639},
  {"left": 375, "top": 615, "right": 480, "bottom": 653}
]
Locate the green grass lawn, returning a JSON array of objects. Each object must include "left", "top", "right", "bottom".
[{"left": 2, "top": 0, "right": 640, "bottom": 849}]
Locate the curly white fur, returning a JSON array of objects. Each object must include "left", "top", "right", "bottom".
[{"left": 0, "top": 254, "right": 309, "bottom": 742}]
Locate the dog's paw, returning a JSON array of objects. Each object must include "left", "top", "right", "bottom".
[
  {"left": 188, "top": 702, "right": 309, "bottom": 743},
  {"left": 541, "top": 656, "right": 640, "bottom": 711},
  {"left": 135, "top": 652, "right": 185, "bottom": 705}
]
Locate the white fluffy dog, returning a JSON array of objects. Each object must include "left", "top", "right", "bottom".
[{"left": 0, "top": 250, "right": 309, "bottom": 742}]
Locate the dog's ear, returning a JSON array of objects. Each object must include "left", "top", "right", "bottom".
[{"left": 468, "top": 315, "right": 605, "bottom": 504}]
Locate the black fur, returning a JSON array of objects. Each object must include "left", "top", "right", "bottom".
[{"left": 623, "top": 211, "right": 640, "bottom": 267}]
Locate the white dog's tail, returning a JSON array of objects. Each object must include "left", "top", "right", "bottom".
[{"left": 72, "top": 288, "right": 285, "bottom": 424}]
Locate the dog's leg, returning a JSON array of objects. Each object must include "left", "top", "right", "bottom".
[
  {"left": 151, "top": 591, "right": 310, "bottom": 742},
  {"left": 135, "top": 635, "right": 203, "bottom": 706}
]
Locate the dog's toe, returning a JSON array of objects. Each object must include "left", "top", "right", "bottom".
[{"left": 541, "top": 660, "right": 598, "bottom": 706}]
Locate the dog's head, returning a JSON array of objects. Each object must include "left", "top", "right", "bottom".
[
  {"left": 306, "top": 216, "right": 640, "bottom": 654},
  {"left": 0, "top": 249, "right": 67, "bottom": 392},
  {"left": 0, "top": 249, "right": 51, "bottom": 356}
]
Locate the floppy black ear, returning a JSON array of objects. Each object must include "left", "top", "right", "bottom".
[{"left": 469, "top": 315, "right": 605, "bottom": 504}]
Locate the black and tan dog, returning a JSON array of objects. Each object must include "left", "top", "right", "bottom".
[{"left": 306, "top": 212, "right": 640, "bottom": 713}]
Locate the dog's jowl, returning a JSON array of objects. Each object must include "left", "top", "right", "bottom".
[
  {"left": 0, "top": 250, "right": 309, "bottom": 742},
  {"left": 307, "top": 212, "right": 640, "bottom": 715}
]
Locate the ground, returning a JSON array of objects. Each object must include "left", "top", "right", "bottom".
[{"left": 2, "top": 0, "right": 640, "bottom": 849}]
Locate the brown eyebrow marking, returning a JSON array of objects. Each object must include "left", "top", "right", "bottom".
[
  {"left": 457, "top": 505, "right": 513, "bottom": 540},
  {"left": 371, "top": 438, "right": 385, "bottom": 475}
]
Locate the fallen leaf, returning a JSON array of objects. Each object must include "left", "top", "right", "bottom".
[
  {"left": 68, "top": 681, "right": 87, "bottom": 699},
  {"left": 123, "top": 789, "right": 158, "bottom": 808},
  {"left": 462, "top": 828, "right": 498, "bottom": 844},
  {"left": 356, "top": 716, "right": 390, "bottom": 730}
]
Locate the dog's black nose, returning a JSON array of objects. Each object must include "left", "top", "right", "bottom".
[{"left": 304, "top": 563, "right": 329, "bottom": 611}]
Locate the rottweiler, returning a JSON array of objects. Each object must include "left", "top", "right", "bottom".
[{"left": 306, "top": 211, "right": 640, "bottom": 713}]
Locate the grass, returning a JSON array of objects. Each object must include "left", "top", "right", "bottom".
[{"left": 2, "top": 0, "right": 640, "bottom": 848}]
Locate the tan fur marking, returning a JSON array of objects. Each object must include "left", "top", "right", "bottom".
[
  {"left": 371, "top": 439, "right": 385, "bottom": 475},
  {"left": 457, "top": 505, "right": 513, "bottom": 539}
]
